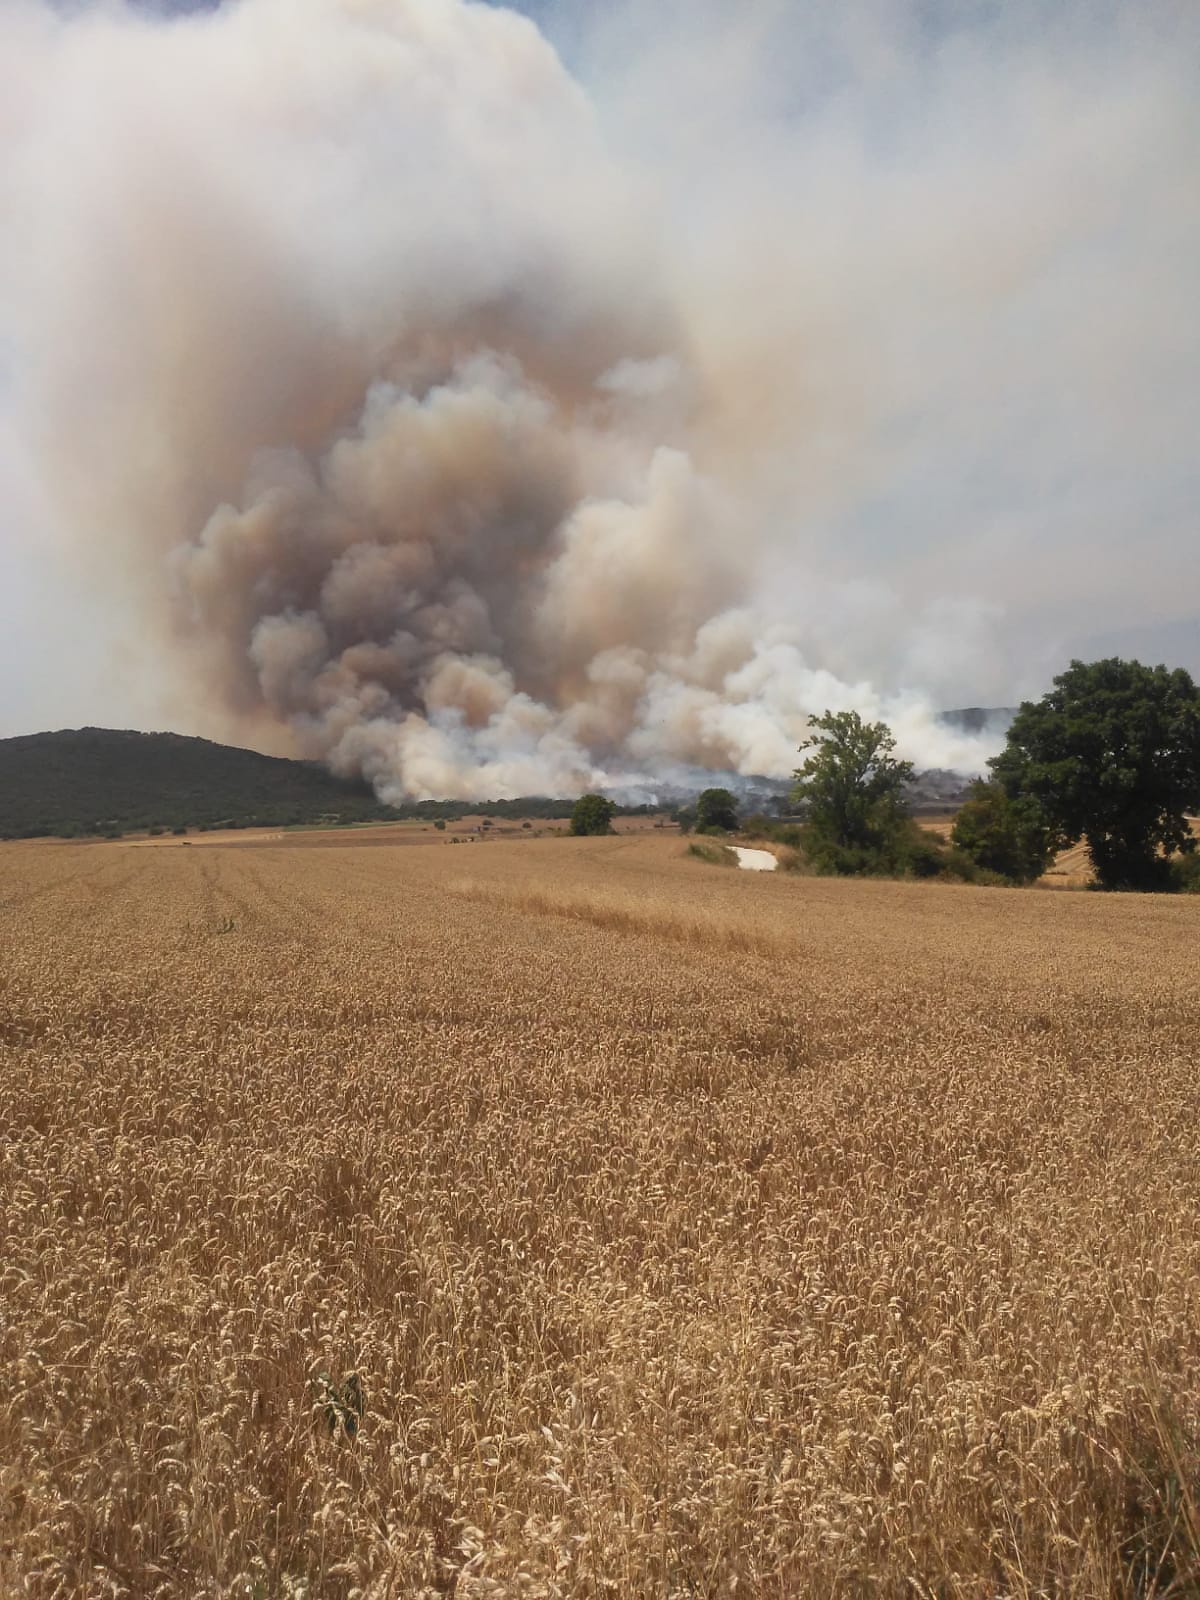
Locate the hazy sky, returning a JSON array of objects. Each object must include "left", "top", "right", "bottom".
[{"left": 1, "top": 0, "right": 1196, "bottom": 758}]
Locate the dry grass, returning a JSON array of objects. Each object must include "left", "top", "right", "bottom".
[{"left": 2, "top": 832, "right": 1198, "bottom": 1598}]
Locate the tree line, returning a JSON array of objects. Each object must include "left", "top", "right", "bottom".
[{"left": 570, "top": 658, "right": 1200, "bottom": 892}]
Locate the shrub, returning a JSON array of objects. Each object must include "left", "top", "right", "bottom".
[
  {"left": 951, "top": 780, "right": 1053, "bottom": 884},
  {"left": 799, "top": 819, "right": 1008, "bottom": 886}
]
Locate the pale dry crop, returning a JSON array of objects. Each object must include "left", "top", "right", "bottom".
[{"left": 1, "top": 832, "right": 1198, "bottom": 1597}]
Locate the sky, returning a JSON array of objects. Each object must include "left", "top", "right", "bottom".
[{"left": 0, "top": 0, "right": 1196, "bottom": 777}]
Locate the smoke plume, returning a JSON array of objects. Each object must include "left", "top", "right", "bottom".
[{"left": 3, "top": 0, "right": 1196, "bottom": 796}]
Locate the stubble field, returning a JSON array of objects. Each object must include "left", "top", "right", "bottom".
[{"left": 1, "top": 833, "right": 1198, "bottom": 1598}]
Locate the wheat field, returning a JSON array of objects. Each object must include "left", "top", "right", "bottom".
[{"left": 1, "top": 833, "right": 1198, "bottom": 1598}]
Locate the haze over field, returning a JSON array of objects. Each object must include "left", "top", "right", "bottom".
[{"left": 1, "top": 0, "right": 1197, "bottom": 798}]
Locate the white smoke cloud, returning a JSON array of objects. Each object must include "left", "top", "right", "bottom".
[{"left": 1, "top": 0, "right": 1197, "bottom": 793}]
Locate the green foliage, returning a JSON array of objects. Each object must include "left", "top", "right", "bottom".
[
  {"left": 990, "top": 658, "right": 1200, "bottom": 891},
  {"left": 902, "top": 832, "right": 1012, "bottom": 886},
  {"left": 951, "top": 780, "right": 1054, "bottom": 884},
  {"left": 695, "top": 787, "right": 739, "bottom": 833},
  {"left": 790, "top": 711, "right": 914, "bottom": 875},
  {"left": 570, "top": 793, "right": 617, "bottom": 836},
  {"left": 796, "top": 819, "right": 916, "bottom": 879},
  {"left": 895, "top": 824, "right": 950, "bottom": 879},
  {"left": 1169, "top": 853, "right": 1200, "bottom": 894},
  {"left": 434, "top": 819, "right": 446, "bottom": 830},
  {"left": 765, "top": 773, "right": 1013, "bottom": 885}
]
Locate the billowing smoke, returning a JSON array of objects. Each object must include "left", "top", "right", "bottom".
[{"left": 4, "top": 0, "right": 1196, "bottom": 796}]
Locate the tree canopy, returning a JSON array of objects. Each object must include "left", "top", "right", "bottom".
[
  {"left": 791, "top": 710, "right": 914, "bottom": 874},
  {"left": 990, "top": 658, "right": 1200, "bottom": 890},
  {"left": 569, "top": 793, "right": 617, "bottom": 836},
  {"left": 951, "top": 780, "right": 1054, "bottom": 885},
  {"left": 695, "top": 787, "right": 739, "bottom": 832}
]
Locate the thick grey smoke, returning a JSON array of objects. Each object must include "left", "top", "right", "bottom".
[{"left": 3, "top": 0, "right": 1196, "bottom": 795}]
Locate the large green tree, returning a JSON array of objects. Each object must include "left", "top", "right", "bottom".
[
  {"left": 695, "top": 787, "right": 739, "bottom": 832},
  {"left": 791, "top": 710, "right": 914, "bottom": 873},
  {"left": 569, "top": 793, "right": 617, "bottom": 836},
  {"left": 990, "top": 658, "right": 1200, "bottom": 890}
]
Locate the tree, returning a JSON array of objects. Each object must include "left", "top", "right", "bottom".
[
  {"left": 951, "top": 780, "right": 1053, "bottom": 884},
  {"left": 990, "top": 658, "right": 1200, "bottom": 890},
  {"left": 695, "top": 787, "right": 739, "bottom": 833},
  {"left": 570, "top": 793, "right": 617, "bottom": 836},
  {"left": 791, "top": 710, "right": 914, "bottom": 873}
]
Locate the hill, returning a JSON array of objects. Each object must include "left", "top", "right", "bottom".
[{"left": 0, "top": 727, "right": 402, "bottom": 839}]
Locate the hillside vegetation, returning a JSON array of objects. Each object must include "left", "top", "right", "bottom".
[
  {"left": 2, "top": 831, "right": 1197, "bottom": 1595},
  {"left": 0, "top": 728, "right": 396, "bottom": 837}
]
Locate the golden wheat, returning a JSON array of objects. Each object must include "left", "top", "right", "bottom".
[{"left": 1, "top": 832, "right": 1198, "bottom": 1597}]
